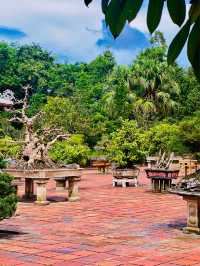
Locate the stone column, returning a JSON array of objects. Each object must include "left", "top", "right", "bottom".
[
  {"left": 183, "top": 196, "right": 200, "bottom": 234},
  {"left": 24, "top": 178, "right": 34, "bottom": 199},
  {"left": 55, "top": 177, "right": 66, "bottom": 191},
  {"left": 122, "top": 179, "right": 127, "bottom": 187},
  {"left": 35, "top": 173, "right": 49, "bottom": 205},
  {"left": 68, "top": 176, "right": 80, "bottom": 202}
]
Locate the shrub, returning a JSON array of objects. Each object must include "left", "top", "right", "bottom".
[
  {"left": 49, "top": 134, "right": 90, "bottom": 166},
  {"left": 106, "top": 120, "right": 147, "bottom": 168},
  {"left": 145, "top": 122, "right": 188, "bottom": 155},
  {"left": 179, "top": 113, "right": 200, "bottom": 152},
  {"left": 0, "top": 155, "right": 7, "bottom": 169},
  {"left": 0, "top": 158, "right": 18, "bottom": 220}
]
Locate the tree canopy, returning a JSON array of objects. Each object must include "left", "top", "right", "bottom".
[{"left": 1, "top": 34, "right": 200, "bottom": 167}]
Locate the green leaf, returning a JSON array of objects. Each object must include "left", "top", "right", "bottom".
[
  {"left": 84, "top": 0, "right": 93, "bottom": 7},
  {"left": 167, "top": 0, "right": 186, "bottom": 26},
  {"left": 102, "top": 0, "right": 109, "bottom": 14},
  {"left": 105, "top": 0, "right": 128, "bottom": 38},
  {"left": 189, "top": 0, "right": 200, "bottom": 23},
  {"left": 147, "top": 0, "right": 165, "bottom": 33},
  {"left": 105, "top": 0, "right": 144, "bottom": 38},
  {"left": 187, "top": 17, "right": 200, "bottom": 80},
  {"left": 127, "top": 0, "right": 143, "bottom": 22},
  {"left": 167, "top": 20, "right": 191, "bottom": 65}
]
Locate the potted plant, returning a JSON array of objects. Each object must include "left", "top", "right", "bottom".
[
  {"left": 4, "top": 86, "right": 82, "bottom": 205},
  {"left": 106, "top": 121, "right": 146, "bottom": 186}
]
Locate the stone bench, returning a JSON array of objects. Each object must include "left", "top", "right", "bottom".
[{"left": 5, "top": 168, "right": 82, "bottom": 205}]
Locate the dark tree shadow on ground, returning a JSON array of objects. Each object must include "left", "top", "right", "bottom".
[
  {"left": 150, "top": 220, "right": 186, "bottom": 231},
  {"left": 0, "top": 229, "right": 27, "bottom": 239},
  {"left": 167, "top": 220, "right": 186, "bottom": 229}
]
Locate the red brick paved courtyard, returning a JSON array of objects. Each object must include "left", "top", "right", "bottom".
[{"left": 1, "top": 170, "right": 200, "bottom": 266}]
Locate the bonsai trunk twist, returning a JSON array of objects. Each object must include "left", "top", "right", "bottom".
[{"left": 9, "top": 86, "right": 69, "bottom": 169}]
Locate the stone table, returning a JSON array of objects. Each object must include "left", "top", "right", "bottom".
[
  {"left": 170, "top": 189, "right": 200, "bottom": 234},
  {"left": 5, "top": 168, "right": 82, "bottom": 205}
]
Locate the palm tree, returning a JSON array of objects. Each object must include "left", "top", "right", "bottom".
[{"left": 129, "top": 43, "right": 180, "bottom": 127}]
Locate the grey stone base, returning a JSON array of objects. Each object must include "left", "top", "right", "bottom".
[{"left": 113, "top": 178, "right": 138, "bottom": 187}]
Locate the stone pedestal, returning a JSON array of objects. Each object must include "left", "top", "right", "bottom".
[
  {"left": 113, "top": 178, "right": 138, "bottom": 187},
  {"left": 55, "top": 177, "right": 66, "bottom": 191},
  {"left": 183, "top": 196, "right": 200, "bottom": 234},
  {"left": 68, "top": 177, "right": 80, "bottom": 202},
  {"left": 24, "top": 178, "right": 34, "bottom": 199},
  {"left": 112, "top": 168, "right": 139, "bottom": 188},
  {"left": 35, "top": 178, "right": 49, "bottom": 205}
]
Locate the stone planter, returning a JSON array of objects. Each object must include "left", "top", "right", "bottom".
[
  {"left": 112, "top": 168, "right": 139, "bottom": 187},
  {"left": 170, "top": 189, "right": 200, "bottom": 234},
  {"left": 4, "top": 168, "right": 82, "bottom": 205}
]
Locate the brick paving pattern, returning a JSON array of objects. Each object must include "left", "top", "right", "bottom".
[{"left": 0, "top": 169, "right": 200, "bottom": 266}]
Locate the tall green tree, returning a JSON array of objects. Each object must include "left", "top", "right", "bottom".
[{"left": 129, "top": 34, "right": 180, "bottom": 126}]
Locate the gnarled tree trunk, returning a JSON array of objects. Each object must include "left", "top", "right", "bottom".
[{"left": 10, "top": 86, "right": 69, "bottom": 169}]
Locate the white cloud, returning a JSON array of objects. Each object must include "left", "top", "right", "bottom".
[
  {"left": 0, "top": 0, "right": 189, "bottom": 66},
  {"left": 1, "top": 0, "right": 104, "bottom": 62}
]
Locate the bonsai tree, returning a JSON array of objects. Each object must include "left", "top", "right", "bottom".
[
  {"left": 0, "top": 157, "right": 18, "bottom": 220},
  {"left": 9, "top": 86, "right": 69, "bottom": 169},
  {"left": 106, "top": 120, "right": 147, "bottom": 168}
]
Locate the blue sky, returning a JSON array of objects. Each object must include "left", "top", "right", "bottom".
[{"left": 0, "top": 0, "right": 189, "bottom": 66}]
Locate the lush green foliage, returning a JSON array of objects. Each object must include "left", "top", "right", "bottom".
[
  {"left": 0, "top": 37, "right": 200, "bottom": 166},
  {"left": 49, "top": 135, "right": 90, "bottom": 166},
  {"left": 106, "top": 120, "right": 147, "bottom": 168},
  {"left": 0, "top": 136, "right": 21, "bottom": 159},
  {"left": 129, "top": 40, "right": 180, "bottom": 127},
  {"left": 0, "top": 155, "right": 7, "bottom": 169},
  {"left": 145, "top": 122, "right": 188, "bottom": 155},
  {"left": 179, "top": 113, "right": 200, "bottom": 153},
  {"left": 0, "top": 158, "right": 18, "bottom": 220},
  {"left": 84, "top": 0, "right": 200, "bottom": 80},
  {"left": 0, "top": 172, "right": 18, "bottom": 220},
  {"left": 106, "top": 120, "right": 190, "bottom": 168}
]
